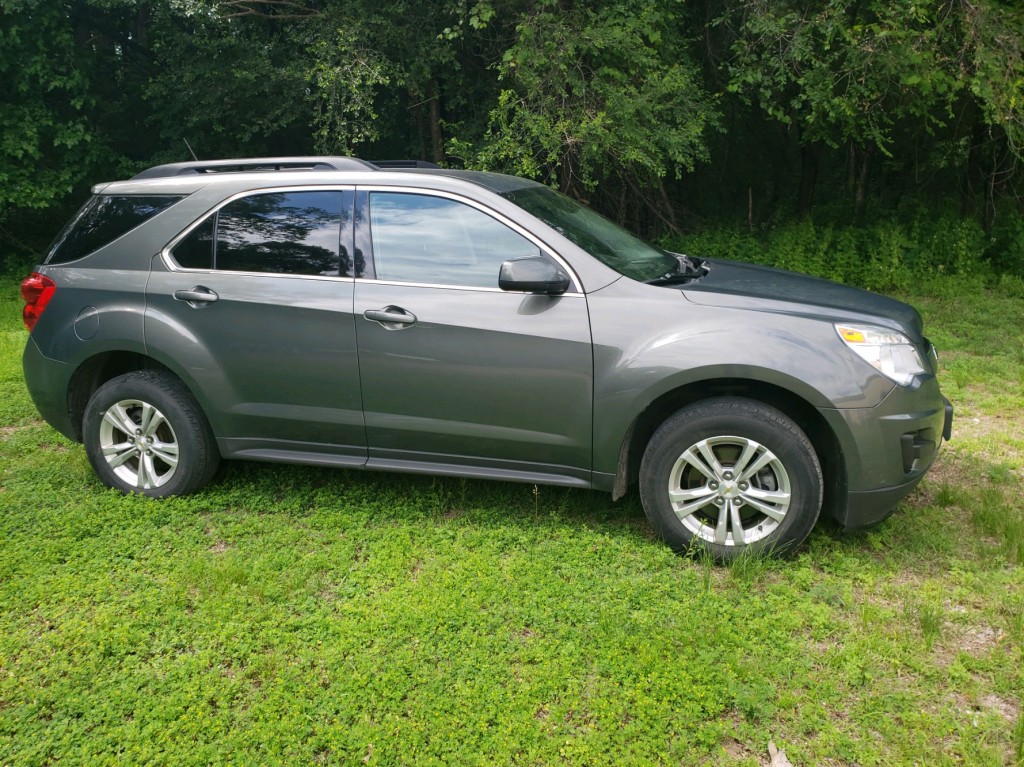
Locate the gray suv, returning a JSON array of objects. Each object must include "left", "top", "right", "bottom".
[{"left": 21, "top": 157, "right": 953, "bottom": 560}]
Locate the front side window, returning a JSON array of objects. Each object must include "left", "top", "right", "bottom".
[
  {"left": 369, "top": 192, "right": 540, "bottom": 288},
  {"left": 170, "top": 191, "right": 347, "bottom": 276},
  {"left": 47, "top": 195, "right": 184, "bottom": 265}
]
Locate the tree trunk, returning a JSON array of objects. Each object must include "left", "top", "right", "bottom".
[
  {"left": 962, "top": 114, "right": 985, "bottom": 218},
  {"left": 854, "top": 144, "right": 872, "bottom": 223},
  {"left": 429, "top": 83, "right": 444, "bottom": 165},
  {"left": 846, "top": 141, "right": 857, "bottom": 200},
  {"left": 796, "top": 142, "right": 818, "bottom": 220}
]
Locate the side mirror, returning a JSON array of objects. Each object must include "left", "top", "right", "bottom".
[{"left": 498, "top": 256, "right": 570, "bottom": 294}]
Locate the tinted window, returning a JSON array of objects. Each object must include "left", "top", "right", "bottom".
[
  {"left": 172, "top": 216, "right": 215, "bottom": 269},
  {"left": 215, "top": 191, "right": 344, "bottom": 276},
  {"left": 47, "top": 195, "right": 184, "bottom": 265},
  {"left": 369, "top": 193, "right": 539, "bottom": 288}
]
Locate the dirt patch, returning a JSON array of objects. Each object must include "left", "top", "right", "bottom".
[
  {"left": 980, "top": 693, "right": 1020, "bottom": 722},
  {"left": 720, "top": 737, "right": 763, "bottom": 763},
  {"left": 208, "top": 541, "right": 231, "bottom": 554},
  {"left": 0, "top": 421, "right": 46, "bottom": 440},
  {"left": 956, "top": 624, "right": 1005, "bottom": 656}
]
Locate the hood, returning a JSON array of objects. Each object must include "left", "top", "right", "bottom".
[{"left": 681, "top": 259, "right": 924, "bottom": 340}]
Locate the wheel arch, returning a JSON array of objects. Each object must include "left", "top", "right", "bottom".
[
  {"left": 612, "top": 378, "right": 847, "bottom": 522},
  {"left": 66, "top": 351, "right": 191, "bottom": 441}
]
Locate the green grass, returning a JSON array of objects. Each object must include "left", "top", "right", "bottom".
[{"left": 1, "top": 275, "right": 1022, "bottom": 766}]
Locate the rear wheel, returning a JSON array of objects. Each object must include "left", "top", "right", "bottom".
[
  {"left": 639, "top": 398, "right": 822, "bottom": 560},
  {"left": 83, "top": 371, "right": 219, "bottom": 497}
]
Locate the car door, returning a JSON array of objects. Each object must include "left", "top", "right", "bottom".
[
  {"left": 146, "top": 188, "right": 367, "bottom": 463},
  {"left": 353, "top": 188, "right": 594, "bottom": 485}
]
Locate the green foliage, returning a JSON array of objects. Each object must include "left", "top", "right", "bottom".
[
  {"left": 666, "top": 211, "right": 1019, "bottom": 293},
  {"left": 1, "top": 0, "right": 1023, "bottom": 260},
  {"left": 725, "top": 0, "right": 1024, "bottom": 165},
  {"left": 308, "top": 28, "right": 392, "bottom": 154},
  {"left": 466, "top": 0, "right": 718, "bottom": 194},
  {"left": 964, "top": 0, "right": 1024, "bottom": 160},
  {"left": 0, "top": 1, "right": 135, "bottom": 213},
  {"left": 143, "top": 7, "right": 310, "bottom": 161}
]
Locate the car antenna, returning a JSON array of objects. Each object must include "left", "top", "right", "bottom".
[{"left": 183, "top": 138, "right": 199, "bottom": 161}]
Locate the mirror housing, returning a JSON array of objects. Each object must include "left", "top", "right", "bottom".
[{"left": 498, "top": 256, "right": 570, "bottom": 294}]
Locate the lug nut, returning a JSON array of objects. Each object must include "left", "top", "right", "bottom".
[
  {"left": 723, "top": 471, "right": 733, "bottom": 480},
  {"left": 739, "top": 482, "right": 748, "bottom": 491},
  {"left": 708, "top": 481, "right": 719, "bottom": 490}
]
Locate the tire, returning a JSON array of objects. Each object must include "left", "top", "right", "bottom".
[
  {"left": 83, "top": 370, "right": 219, "bottom": 497},
  {"left": 639, "top": 397, "right": 822, "bottom": 561}
]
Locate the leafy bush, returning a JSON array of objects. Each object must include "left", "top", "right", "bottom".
[{"left": 664, "top": 212, "right": 1022, "bottom": 292}]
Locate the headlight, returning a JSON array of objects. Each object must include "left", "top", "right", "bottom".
[{"left": 835, "top": 324, "right": 928, "bottom": 386}]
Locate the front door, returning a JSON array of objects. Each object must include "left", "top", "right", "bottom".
[{"left": 353, "top": 189, "right": 593, "bottom": 485}]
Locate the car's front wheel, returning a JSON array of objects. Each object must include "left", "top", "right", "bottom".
[
  {"left": 639, "top": 397, "right": 822, "bottom": 560},
  {"left": 83, "top": 370, "right": 219, "bottom": 497}
]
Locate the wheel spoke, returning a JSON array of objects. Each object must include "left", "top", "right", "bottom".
[
  {"left": 671, "top": 496, "right": 718, "bottom": 519},
  {"left": 729, "top": 500, "right": 746, "bottom": 546},
  {"left": 669, "top": 485, "right": 714, "bottom": 503},
  {"left": 737, "top": 450, "right": 774, "bottom": 482},
  {"left": 730, "top": 440, "right": 759, "bottom": 477},
  {"left": 743, "top": 487, "right": 790, "bottom": 504},
  {"left": 679, "top": 447, "right": 718, "bottom": 483},
  {"left": 138, "top": 403, "right": 165, "bottom": 438},
  {"left": 740, "top": 493, "right": 788, "bottom": 522},
  {"left": 696, "top": 440, "right": 725, "bottom": 477},
  {"left": 103, "top": 442, "right": 137, "bottom": 469},
  {"left": 136, "top": 453, "right": 153, "bottom": 489},
  {"left": 103, "top": 404, "right": 136, "bottom": 437},
  {"left": 150, "top": 443, "right": 179, "bottom": 468},
  {"left": 714, "top": 502, "right": 729, "bottom": 544}
]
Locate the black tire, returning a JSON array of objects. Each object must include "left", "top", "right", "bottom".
[
  {"left": 83, "top": 370, "right": 219, "bottom": 497},
  {"left": 639, "top": 397, "right": 822, "bottom": 561}
]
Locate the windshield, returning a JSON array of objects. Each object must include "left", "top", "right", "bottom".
[{"left": 500, "top": 186, "right": 677, "bottom": 282}]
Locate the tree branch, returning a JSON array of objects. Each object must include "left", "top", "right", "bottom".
[{"left": 217, "top": 0, "right": 320, "bottom": 19}]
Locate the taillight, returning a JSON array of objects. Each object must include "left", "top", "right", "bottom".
[{"left": 21, "top": 272, "right": 57, "bottom": 331}]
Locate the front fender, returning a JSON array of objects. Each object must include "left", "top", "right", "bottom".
[{"left": 586, "top": 283, "right": 893, "bottom": 476}]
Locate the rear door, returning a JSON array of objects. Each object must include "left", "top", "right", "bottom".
[
  {"left": 352, "top": 188, "right": 593, "bottom": 485},
  {"left": 145, "top": 187, "right": 367, "bottom": 463}
]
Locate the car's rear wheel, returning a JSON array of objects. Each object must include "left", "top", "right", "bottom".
[
  {"left": 639, "top": 397, "right": 822, "bottom": 561},
  {"left": 83, "top": 371, "right": 219, "bottom": 497}
]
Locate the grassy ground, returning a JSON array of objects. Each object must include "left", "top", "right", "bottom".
[{"left": 0, "top": 275, "right": 1021, "bottom": 766}]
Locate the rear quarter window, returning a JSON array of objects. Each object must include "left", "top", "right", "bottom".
[{"left": 46, "top": 195, "right": 184, "bottom": 265}]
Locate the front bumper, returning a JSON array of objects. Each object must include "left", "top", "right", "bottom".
[{"left": 819, "top": 379, "right": 952, "bottom": 528}]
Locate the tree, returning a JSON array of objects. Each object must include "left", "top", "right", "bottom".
[
  {"left": 724, "top": 0, "right": 1024, "bottom": 222},
  {"left": 459, "top": 0, "right": 718, "bottom": 233}
]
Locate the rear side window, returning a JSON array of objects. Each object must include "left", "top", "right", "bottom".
[
  {"left": 170, "top": 191, "right": 347, "bottom": 277},
  {"left": 46, "top": 195, "right": 184, "bottom": 265}
]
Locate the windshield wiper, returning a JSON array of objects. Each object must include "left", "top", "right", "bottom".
[{"left": 645, "top": 254, "right": 707, "bottom": 285}]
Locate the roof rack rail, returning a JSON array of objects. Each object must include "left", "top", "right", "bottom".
[
  {"left": 370, "top": 159, "right": 442, "bottom": 169},
  {"left": 131, "top": 157, "right": 377, "bottom": 180}
]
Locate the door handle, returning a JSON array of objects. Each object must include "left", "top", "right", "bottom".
[
  {"left": 363, "top": 306, "right": 417, "bottom": 328},
  {"left": 173, "top": 286, "right": 219, "bottom": 305}
]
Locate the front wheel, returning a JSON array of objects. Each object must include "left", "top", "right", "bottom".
[
  {"left": 639, "top": 398, "right": 822, "bottom": 561},
  {"left": 83, "top": 370, "right": 219, "bottom": 497}
]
